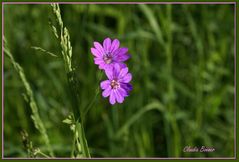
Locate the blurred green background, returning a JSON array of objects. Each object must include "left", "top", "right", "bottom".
[{"left": 4, "top": 4, "right": 234, "bottom": 157}]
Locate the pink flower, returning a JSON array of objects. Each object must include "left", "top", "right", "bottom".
[
  {"left": 91, "top": 38, "right": 130, "bottom": 71},
  {"left": 100, "top": 65, "right": 132, "bottom": 105}
]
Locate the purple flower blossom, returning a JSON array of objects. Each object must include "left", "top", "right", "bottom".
[
  {"left": 91, "top": 38, "right": 130, "bottom": 70},
  {"left": 100, "top": 64, "right": 132, "bottom": 105}
]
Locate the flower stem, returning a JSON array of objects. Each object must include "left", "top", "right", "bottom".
[
  {"left": 75, "top": 122, "right": 91, "bottom": 157},
  {"left": 35, "top": 150, "right": 51, "bottom": 158},
  {"left": 83, "top": 71, "right": 103, "bottom": 119},
  {"left": 67, "top": 70, "right": 91, "bottom": 158},
  {"left": 165, "top": 5, "right": 181, "bottom": 157}
]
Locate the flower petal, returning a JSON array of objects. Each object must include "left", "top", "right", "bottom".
[
  {"left": 115, "top": 89, "right": 124, "bottom": 103},
  {"left": 103, "top": 38, "right": 111, "bottom": 53},
  {"left": 113, "top": 63, "right": 121, "bottom": 78},
  {"left": 113, "top": 47, "right": 128, "bottom": 57},
  {"left": 110, "top": 39, "right": 120, "bottom": 53},
  {"left": 118, "top": 62, "right": 127, "bottom": 69},
  {"left": 121, "top": 73, "right": 132, "bottom": 83},
  {"left": 119, "top": 67, "right": 128, "bottom": 78},
  {"left": 109, "top": 90, "right": 116, "bottom": 105},
  {"left": 115, "top": 54, "right": 130, "bottom": 62},
  {"left": 99, "top": 63, "right": 106, "bottom": 70},
  {"left": 118, "top": 87, "right": 128, "bottom": 97},
  {"left": 121, "top": 83, "right": 133, "bottom": 92},
  {"left": 102, "top": 86, "right": 111, "bottom": 97},
  {"left": 105, "top": 67, "right": 113, "bottom": 80},
  {"left": 94, "top": 58, "right": 104, "bottom": 65},
  {"left": 91, "top": 48, "right": 102, "bottom": 57},
  {"left": 94, "top": 42, "right": 104, "bottom": 55},
  {"left": 103, "top": 64, "right": 114, "bottom": 71},
  {"left": 100, "top": 80, "right": 110, "bottom": 90}
]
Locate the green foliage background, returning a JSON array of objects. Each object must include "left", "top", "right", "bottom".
[{"left": 4, "top": 4, "right": 234, "bottom": 157}]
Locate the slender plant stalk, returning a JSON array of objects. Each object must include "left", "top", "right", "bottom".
[
  {"left": 82, "top": 71, "right": 103, "bottom": 119},
  {"left": 183, "top": 5, "right": 204, "bottom": 144},
  {"left": 4, "top": 38, "right": 54, "bottom": 157},
  {"left": 20, "top": 130, "right": 36, "bottom": 158},
  {"left": 140, "top": 4, "right": 181, "bottom": 157},
  {"left": 35, "top": 150, "right": 51, "bottom": 158},
  {"left": 31, "top": 46, "right": 58, "bottom": 57},
  {"left": 50, "top": 3, "right": 91, "bottom": 158},
  {"left": 165, "top": 5, "right": 181, "bottom": 157}
]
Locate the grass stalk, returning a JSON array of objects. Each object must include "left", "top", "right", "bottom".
[
  {"left": 50, "top": 3, "right": 90, "bottom": 158},
  {"left": 4, "top": 38, "right": 54, "bottom": 157},
  {"left": 165, "top": 5, "right": 181, "bottom": 157},
  {"left": 183, "top": 5, "right": 204, "bottom": 136}
]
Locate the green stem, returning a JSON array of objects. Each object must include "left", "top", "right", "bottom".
[
  {"left": 76, "top": 122, "right": 91, "bottom": 157},
  {"left": 67, "top": 71, "right": 81, "bottom": 119},
  {"left": 165, "top": 5, "right": 181, "bottom": 157},
  {"left": 67, "top": 70, "right": 91, "bottom": 158},
  {"left": 83, "top": 72, "right": 103, "bottom": 119},
  {"left": 50, "top": 4, "right": 90, "bottom": 158},
  {"left": 71, "top": 136, "right": 76, "bottom": 157},
  {"left": 35, "top": 150, "right": 51, "bottom": 158},
  {"left": 164, "top": 116, "right": 171, "bottom": 157},
  {"left": 183, "top": 5, "right": 204, "bottom": 135},
  {"left": 4, "top": 38, "right": 54, "bottom": 157}
]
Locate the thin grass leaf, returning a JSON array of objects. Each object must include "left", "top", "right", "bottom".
[
  {"left": 4, "top": 38, "right": 54, "bottom": 157},
  {"left": 116, "top": 101, "right": 165, "bottom": 138},
  {"left": 138, "top": 4, "right": 164, "bottom": 45},
  {"left": 31, "top": 46, "right": 58, "bottom": 57}
]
